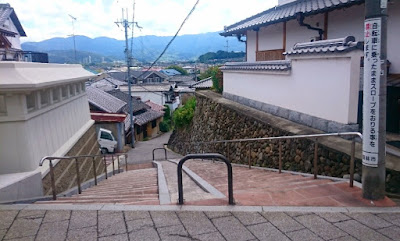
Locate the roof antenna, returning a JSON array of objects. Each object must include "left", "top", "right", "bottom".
[{"left": 68, "top": 14, "right": 77, "bottom": 63}]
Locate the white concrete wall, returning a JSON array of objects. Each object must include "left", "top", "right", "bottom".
[
  {"left": 327, "top": 4, "right": 364, "bottom": 41},
  {"left": 0, "top": 94, "right": 91, "bottom": 174},
  {"left": 387, "top": 2, "right": 400, "bottom": 74},
  {"left": 246, "top": 30, "right": 257, "bottom": 62},
  {"left": 223, "top": 52, "right": 362, "bottom": 124},
  {"left": 285, "top": 13, "right": 325, "bottom": 48}
]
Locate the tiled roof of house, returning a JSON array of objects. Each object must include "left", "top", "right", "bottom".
[
  {"left": 135, "top": 109, "right": 164, "bottom": 126},
  {"left": 145, "top": 100, "right": 166, "bottom": 113},
  {"left": 221, "top": 60, "right": 291, "bottom": 72},
  {"left": 120, "top": 84, "right": 173, "bottom": 92},
  {"left": 284, "top": 36, "right": 363, "bottom": 56},
  {"left": 0, "top": 4, "right": 26, "bottom": 36},
  {"left": 169, "top": 75, "right": 196, "bottom": 83},
  {"left": 107, "top": 71, "right": 127, "bottom": 81},
  {"left": 106, "top": 89, "right": 149, "bottom": 113},
  {"left": 190, "top": 77, "right": 213, "bottom": 89},
  {"left": 221, "top": 0, "right": 364, "bottom": 36},
  {"left": 86, "top": 86, "right": 126, "bottom": 113},
  {"left": 91, "top": 77, "right": 126, "bottom": 91},
  {"left": 160, "top": 69, "right": 182, "bottom": 76}
]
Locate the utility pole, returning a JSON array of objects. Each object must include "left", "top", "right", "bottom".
[
  {"left": 68, "top": 14, "right": 77, "bottom": 63},
  {"left": 362, "top": 0, "right": 388, "bottom": 200},
  {"left": 115, "top": 9, "right": 137, "bottom": 148}
]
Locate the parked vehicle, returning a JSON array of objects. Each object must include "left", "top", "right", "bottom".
[{"left": 98, "top": 128, "right": 117, "bottom": 154}]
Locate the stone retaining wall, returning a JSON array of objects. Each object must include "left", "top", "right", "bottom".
[
  {"left": 42, "top": 125, "right": 103, "bottom": 195},
  {"left": 168, "top": 91, "right": 400, "bottom": 193}
]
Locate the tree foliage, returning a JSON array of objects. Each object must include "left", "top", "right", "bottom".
[
  {"left": 166, "top": 65, "right": 188, "bottom": 75},
  {"left": 173, "top": 97, "right": 196, "bottom": 128},
  {"left": 199, "top": 66, "right": 223, "bottom": 93},
  {"left": 198, "top": 50, "right": 245, "bottom": 63}
]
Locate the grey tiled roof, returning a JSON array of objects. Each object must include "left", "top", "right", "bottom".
[
  {"left": 221, "top": 0, "right": 364, "bottom": 36},
  {"left": 190, "top": 77, "right": 213, "bottom": 89},
  {"left": 106, "top": 89, "right": 149, "bottom": 113},
  {"left": 284, "top": 36, "right": 363, "bottom": 56},
  {"left": 0, "top": 4, "right": 26, "bottom": 36},
  {"left": 86, "top": 86, "right": 126, "bottom": 113},
  {"left": 90, "top": 77, "right": 126, "bottom": 91},
  {"left": 221, "top": 60, "right": 291, "bottom": 71},
  {"left": 135, "top": 109, "right": 164, "bottom": 126}
]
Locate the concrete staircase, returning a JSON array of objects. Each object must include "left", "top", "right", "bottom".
[{"left": 37, "top": 167, "right": 159, "bottom": 205}]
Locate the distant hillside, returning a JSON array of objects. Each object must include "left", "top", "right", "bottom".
[
  {"left": 46, "top": 50, "right": 116, "bottom": 64},
  {"left": 21, "top": 32, "right": 245, "bottom": 63}
]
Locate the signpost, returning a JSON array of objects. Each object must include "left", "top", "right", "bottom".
[{"left": 362, "top": 0, "right": 387, "bottom": 200}]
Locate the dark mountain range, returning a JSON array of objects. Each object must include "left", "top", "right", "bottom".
[{"left": 21, "top": 32, "right": 245, "bottom": 63}]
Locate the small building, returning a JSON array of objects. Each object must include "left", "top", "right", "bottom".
[{"left": 0, "top": 62, "right": 95, "bottom": 201}]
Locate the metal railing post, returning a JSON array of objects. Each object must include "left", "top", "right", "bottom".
[
  {"left": 125, "top": 154, "right": 128, "bottom": 171},
  {"left": 314, "top": 139, "right": 318, "bottom": 179},
  {"left": 92, "top": 156, "right": 97, "bottom": 185},
  {"left": 178, "top": 154, "right": 234, "bottom": 205},
  {"left": 279, "top": 141, "right": 282, "bottom": 174},
  {"left": 117, "top": 155, "right": 121, "bottom": 173},
  {"left": 350, "top": 138, "right": 355, "bottom": 187},
  {"left": 75, "top": 158, "right": 81, "bottom": 194},
  {"left": 227, "top": 143, "right": 230, "bottom": 161},
  {"left": 104, "top": 155, "right": 108, "bottom": 179},
  {"left": 248, "top": 145, "right": 251, "bottom": 169},
  {"left": 112, "top": 155, "right": 115, "bottom": 175},
  {"left": 49, "top": 160, "right": 57, "bottom": 200}
]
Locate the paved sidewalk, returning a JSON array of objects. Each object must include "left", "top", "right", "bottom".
[
  {"left": 127, "top": 132, "right": 182, "bottom": 164},
  {"left": 1, "top": 206, "right": 400, "bottom": 241}
]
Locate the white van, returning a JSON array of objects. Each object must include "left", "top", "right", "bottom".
[{"left": 98, "top": 128, "right": 118, "bottom": 154}]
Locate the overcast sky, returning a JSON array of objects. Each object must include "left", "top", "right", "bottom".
[{"left": 2, "top": 0, "right": 278, "bottom": 43}]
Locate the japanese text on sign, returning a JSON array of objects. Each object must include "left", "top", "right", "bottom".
[{"left": 363, "top": 18, "right": 381, "bottom": 167}]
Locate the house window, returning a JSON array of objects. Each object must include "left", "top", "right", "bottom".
[
  {"left": 152, "top": 120, "right": 157, "bottom": 128},
  {"left": 52, "top": 88, "right": 60, "bottom": 103},
  {"left": 40, "top": 89, "right": 50, "bottom": 107},
  {"left": 155, "top": 77, "right": 160, "bottom": 82},
  {"left": 69, "top": 84, "right": 75, "bottom": 96},
  {"left": 26, "top": 92, "right": 37, "bottom": 112},
  {"left": 61, "top": 86, "right": 68, "bottom": 99},
  {"left": 136, "top": 126, "right": 142, "bottom": 134},
  {"left": 0, "top": 95, "right": 6, "bottom": 115},
  {"left": 147, "top": 78, "right": 153, "bottom": 82}
]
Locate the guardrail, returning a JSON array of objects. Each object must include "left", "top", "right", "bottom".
[
  {"left": 188, "top": 132, "right": 362, "bottom": 188},
  {"left": 152, "top": 148, "right": 168, "bottom": 161},
  {"left": 39, "top": 153, "right": 128, "bottom": 200},
  {"left": 177, "top": 154, "right": 234, "bottom": 205}
]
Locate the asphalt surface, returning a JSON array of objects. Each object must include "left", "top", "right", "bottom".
[{"left": 127, "top": 132, "right": 182, "bottom": 164}]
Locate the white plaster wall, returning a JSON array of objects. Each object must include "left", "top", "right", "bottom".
[
  {"left": 246, "top": 30, "right": 257, "bottom": 62},
  {"left": 223, "top": 54, "right": 361, "bottom": 124},
  {"left": 286, "top": 13, "right": 326, "bottom": 48},
  {"left": 0, "top": 95, "right": 91, "bottom": 174},
  {"left": 131, "top": 92, "right": 164, "bottom": 106},
  {"left": 327, "top": 4, "right": 364, "bottom": 42},
  {"left": 259, "top": 23, "right": 284, "bottom": 51}
]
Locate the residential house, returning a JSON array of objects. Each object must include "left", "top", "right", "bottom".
[
  {"left": 106, "top": 89, "right": 164, "bottom": 142},
  {"left": 160, "top": 69, "right": 182, "bottom": 76},
  {"left": 145, "top": 100, "right": 166, "bottom": 114},
  {"left": 190, "top": 77, "right": 213, "bottom": 90},
  {"left": 220, "top": 0, "right": 400, "bottom": 133},
  {"left": 119, "top": 83, "right": 180, "bottom": 111},
  {"left": 0, "top": 4, "right": 48, "bottom": 62},
  {"left": 107, "top": 70, "right": 169, "bottom": 84}
]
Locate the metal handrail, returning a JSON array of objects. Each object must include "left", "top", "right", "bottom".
[
  {"left": 177, "top": 154, "right": 234, "bottom": 205},
  {"left": 39, "top": 153, "right": 128, "bottom": 200},
  {"left": 188, "top": 132, "right": 362, "bottom": 188},
  {"left": 152, "top": 148, "right": 168, "bottom": 161}
]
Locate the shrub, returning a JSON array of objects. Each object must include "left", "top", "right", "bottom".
[
  {"left": 160, "top": 121, "right": 170, "bottom": 132},
  {"left": 199, "top": 66, "right": 223, "bottom": 93},
  {"left": 173, "top": 97, "right": 196, "bottom": 128}
]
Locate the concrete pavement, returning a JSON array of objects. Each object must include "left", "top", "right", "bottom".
[
  {"left": 127, "top": 132, "right": 182, "bottom": 164},
  {"left": 0, "top": 205, "right": 399, "bottom": 241}
]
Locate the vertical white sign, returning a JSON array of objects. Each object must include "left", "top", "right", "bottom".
[{"left": 363, "top": 18, "right": 381, "bottom": 167}]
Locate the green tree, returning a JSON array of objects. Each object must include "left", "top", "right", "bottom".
[
  {"left": 173, "top": 97, "right": 196, "bottom": 128},
  {"left": 166, "top": 65, "right": 188, "bottom": 75},
  {"left": 199, "top": 66, "right": 223, "bottom": 93}
]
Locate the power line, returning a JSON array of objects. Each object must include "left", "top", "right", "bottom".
[{"left": 137, "top": 0, "right": 200, "bottom": 80}]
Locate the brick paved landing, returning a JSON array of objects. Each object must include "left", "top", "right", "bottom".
[
  {"left": 37, "top": 168, "right": 159, "bottom": 205},
  {"left": 184, "top": 160, "right": 396, "bottom": 207}
]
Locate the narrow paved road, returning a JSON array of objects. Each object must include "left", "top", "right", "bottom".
[{"left": 127, "top": 132, "right": 182, "bottom": 164}]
